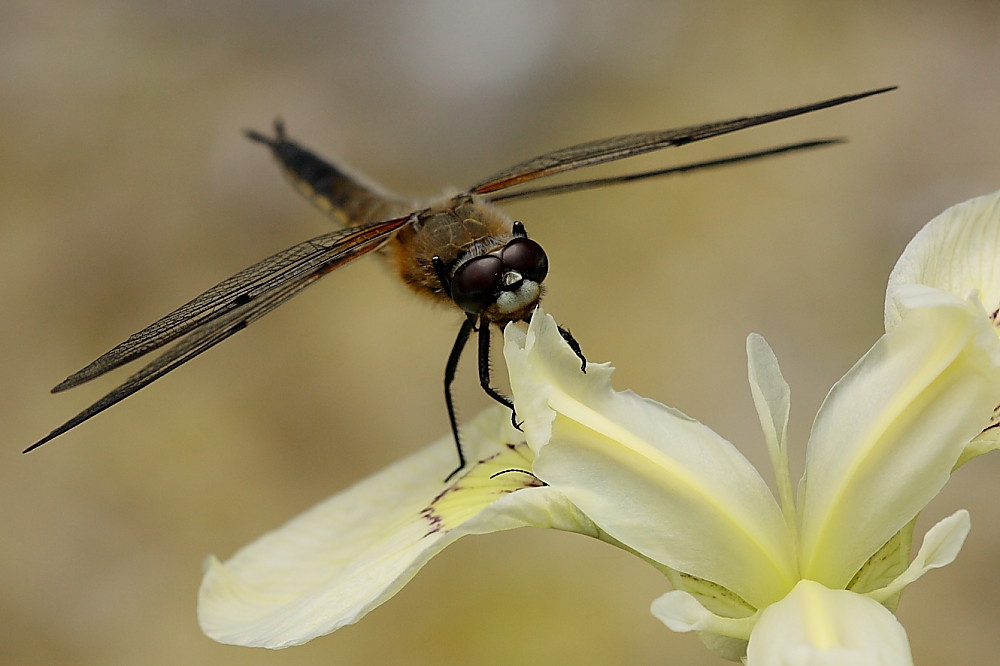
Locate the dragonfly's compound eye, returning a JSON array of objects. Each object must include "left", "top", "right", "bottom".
[
  {"left": 451, "top": 255, "right": 504, "bottom": 313},
  {"left": 501, "top": 237, "right": 548, "bottom": 283}
]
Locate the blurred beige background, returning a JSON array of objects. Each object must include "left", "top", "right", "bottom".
[{"left": 4, "top": 2, "right": 999, "bottom": 664}]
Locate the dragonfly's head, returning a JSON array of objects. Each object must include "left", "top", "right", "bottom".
[{"left": 449, "top": 221, "right": 548, "bottom": 324}]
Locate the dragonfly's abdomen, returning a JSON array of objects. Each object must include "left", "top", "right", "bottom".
[{"left": 246, "top": 121, "right": 408, "bottom": 227}]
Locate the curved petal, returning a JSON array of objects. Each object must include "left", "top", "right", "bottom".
[
  {"left": 651, "top": 590, "right": 753, "bottom": 636},
  {"left": 746, "top": 580, "right": 913, "bottom": 666},
  {"left": 841, "top": 518, "right": 914, "bottom": 606},
  {"left": 651, "top": 589, "right": 756, "bottom": 662},
  {"left": 198, "top": 408, "right": 598, "bottom": 648},
  {"left": 886, "top": 189, "right": 1000, "bottom": 331},
  {"left": 865, "top": 510, "right": 970, "bottom": 604},
  {"left": 505, "top": 311, "right": 797, "bottom": 608},
  {"left": 957, "top": 428, "right": 1000, "bottom": 468},
  {"left": 747, "top": 333, "right": 796, "bottom": 530},
  {"left": 799, "top": 301, "right": 1000, "bottom": 586}
]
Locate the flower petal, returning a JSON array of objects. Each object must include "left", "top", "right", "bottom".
[
  {"left": 650, "top": 590, "right": 756, "bottom": 661},
  {"left": 650, "top": 590, "right": 751, "bottom": 636},
  {"left": 957, "top": 428, "right": 1000, "bottom": 468},
  {"left": 886, "top": 189, "right": 1000, "bottom": 332},
  {"left": 841, "top": 518, "right": 914, "bottom": 606},
  {"left": 198, "top": 408, "right": 598, "bottom": 648},
  {"left": 798, "top": 301, "right": 1000, "bottom": 587},
  {"left": 747, "top": 333, "right": 796, "bottom": 529},
  {"left": 504, "top": 310, "right": 598, "bottom": 454},
  {"left": 865, "top": 510, "right": 970, "bottom": 604},
  {"left": 746, "top": 580, "right": 913, "bottom": 666},
  {"left": 505, "top": 310, "right": 797, "bottom": 608}
]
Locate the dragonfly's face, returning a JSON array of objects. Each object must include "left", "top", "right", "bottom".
[{"left": 450, "top": 234, "right": 548, "bottom": 322}]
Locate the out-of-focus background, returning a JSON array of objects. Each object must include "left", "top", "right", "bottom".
[{"left": 4, "top": 2, "right": 999, "bottom": 664}]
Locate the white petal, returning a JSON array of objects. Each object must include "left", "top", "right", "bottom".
[
  {"left": 956, "top": 427, "right": 1000, "bottom": 469},
  {"left": 198, "top": 408, "right": 597, "bottom": 648},
  {"left": 866, "top": 510, "right": 970, "bottom": 604},
  {"left": 888, "top": 285, "right": 1000, "bottom": 367},
  {"left": 747, "top": 333, "right": 796, "bottom": 526},
  {"left": 746, "top": 580, "right": 913, "bottom": 666},
  {"left": 503, "top": 311, "right": 598, "bottom": 454},
  {"left": 505, "top": 310, "right": 797, "bottom": 608},
  {"left": 798, "top": 301, "right": 1000, "bottom": 587},
  {"left": 650, "top": 590, "right": 755, "bottom": 661},
  {"left": 651, "top": 590, "right": 757, "bottom": 638},
  {"left": 841, "top": 519, "right": 915, "bottom": 604},
  {"left": 886, "top": 189, "right": 1000, "bottom": 331}
]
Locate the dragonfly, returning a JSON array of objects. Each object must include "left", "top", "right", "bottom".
[{"left": 27, "top": 86, "right": 894, "bottom": 474}]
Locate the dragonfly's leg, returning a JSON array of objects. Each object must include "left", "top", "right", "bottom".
[
  {"left": 476, "top": 317, "right": 520, "bottom": 432},
  {"left": 443, "top": 315, "right": 476, "bottom": 481},
  {"left": 557, "top": 325, "right": 587, "bottom": 373}
]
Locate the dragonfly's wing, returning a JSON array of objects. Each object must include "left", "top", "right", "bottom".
[
  {"left": 485, "top": 140, "right": 842, "bottom": 203},
  {"left": 53, "top": 217, "right": 409, "bottom": 392},
  {"left": 28, "top": 216, "right": 409, "bottom": 452},
  {"left": 468, "top": 87, "right": 894, "bottom": 195}
]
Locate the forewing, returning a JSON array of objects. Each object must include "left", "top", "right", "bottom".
[
  {"left": 53, "top": 217, "right": 410, "bottom": 392},
  {"left": 29, "top": 216, "right": 409, "bottom": 451},
  {"left": 468, "top": 87, "right": 894, "bottom": 195},
  {"left": 484, "top": 140, "right": 842, "bottom": 203}
]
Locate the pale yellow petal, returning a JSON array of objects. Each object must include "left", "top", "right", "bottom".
[
  {"left": 886, "top": 189, "right": 1000, "bottom": 332},
  {"left": 799, "top": 302, "right": 1000, "bottom": 586},
  {"left": 198, "top": 408, "right": 596, "bottom": 648},
  {"left": 506, "top": 310, "right": 797, "bottom": 608},
  {"left": 747, "top": 580, "right": 913, "bottom": 666}
]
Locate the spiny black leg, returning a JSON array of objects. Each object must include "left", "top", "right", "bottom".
[
  {"left": 477, "top": 316, "right": 515, "bottom": 410},
  {"left": 476, "top": 315, "right": 521, "bottom": 432},
  {"left": 558, "top": 325, "right": 587, "bottom": 373},
  {"left": 443, "top": 315, "right": 476, "bottom": 480}
]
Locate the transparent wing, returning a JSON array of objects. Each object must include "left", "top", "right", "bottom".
[
  {"left": 485, "top": 140, "right": 842, "bottom": 203},
  {"left": 468, "top": 87, "right": 894, "bottom": 195},
  {"left": 28, "top": 215, "right": 410, "bottom": 452}
]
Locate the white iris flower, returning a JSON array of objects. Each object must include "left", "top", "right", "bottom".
[{"left": 199, "top": 191, "right": 1000, "bottom": 663}]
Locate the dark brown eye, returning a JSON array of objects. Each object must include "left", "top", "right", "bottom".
[
  {"left": 451, "top": 255, "right": 503, "bottom": 313},
  {"left": 501, "top": 237, "right": 548, "bottom": 283}
]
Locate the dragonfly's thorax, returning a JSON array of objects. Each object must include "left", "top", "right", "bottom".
[{"left": 389, "top": 195, "right": 547, "bottom": 325}]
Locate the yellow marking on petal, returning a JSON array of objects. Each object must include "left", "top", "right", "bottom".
[
  {"left": 672, "top": 571, "right": 756, "bottom": 619},
  {"left": 422, "top": 442, "right": 540, "bottom": 533},
  {"left": 801, "top": 304, "right": 996, "bottom": 583},
  {"left": 545, "top": 390, "right": 796, "bottom": 594},
  {"left": 846, "top": 519, "right": 914, "bottom": 610},
  {"left": 798, "top": 581, "right": 839, "bottom": 649}
]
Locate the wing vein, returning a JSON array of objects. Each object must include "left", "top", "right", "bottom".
[{"left": 51, "top": 218, "right": 409, "bottom": 393}]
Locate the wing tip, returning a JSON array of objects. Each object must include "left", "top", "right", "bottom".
[
  {"left": 24, "top": 434, "right": 53, "bottom": 454},
  {"left": 51, "top": 378, "right": 76, "bottom": 393},
  {"left": 51, "top": 368, "right": 94, "bottom": 393},
  {"left": 849, "top": 85, "right": 897, "bottom": 102}
]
